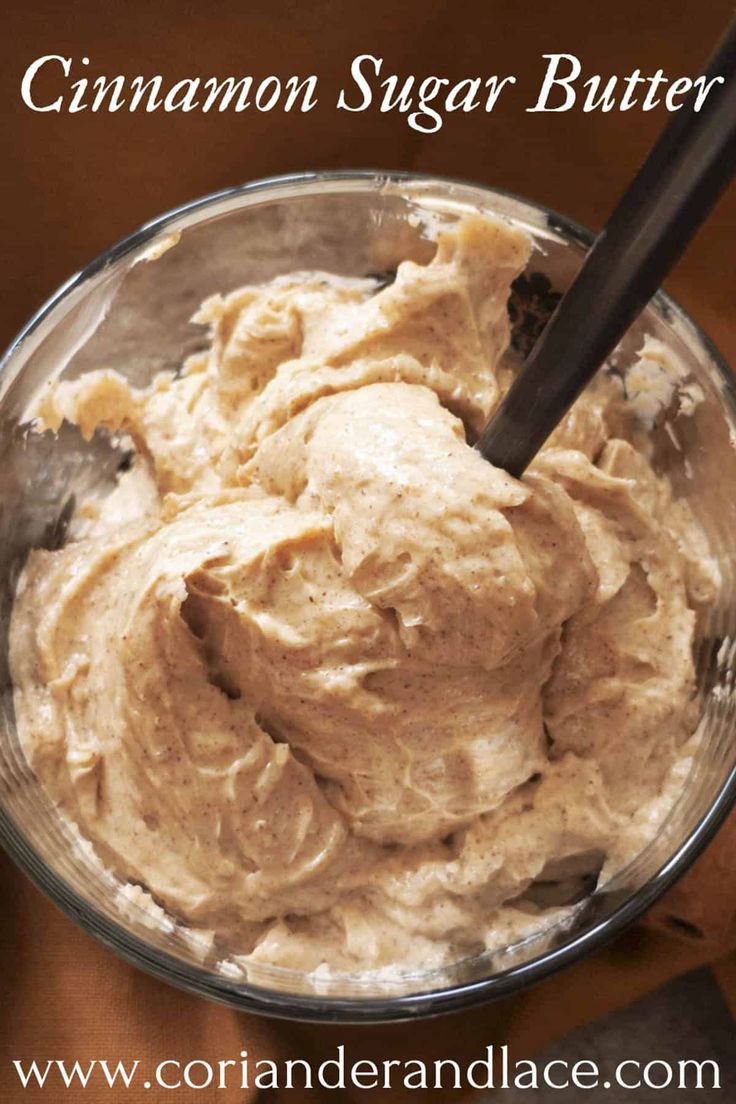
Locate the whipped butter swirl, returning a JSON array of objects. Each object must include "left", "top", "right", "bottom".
[{"left": 10, "top": 213, "right": 716, "bottom": 973}]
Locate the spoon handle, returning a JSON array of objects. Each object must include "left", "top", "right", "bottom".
[{"left": 477, "top": 17, "right": 736, "bottom": 478}]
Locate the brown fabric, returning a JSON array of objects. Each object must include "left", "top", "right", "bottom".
[
  {"left": 1, "top": 0, "right": 735, "bottom": 1099},
  {"left": 645, "top": 808, "right": 736, "bottom": 946}
]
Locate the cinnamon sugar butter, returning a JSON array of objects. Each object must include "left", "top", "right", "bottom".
[{"left": 10, "top": 213, "right": 717, "bottom": 974}]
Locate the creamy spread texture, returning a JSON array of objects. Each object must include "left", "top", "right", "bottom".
[{"left": 10, "top": 213, "right": 717, "bottom": 974}]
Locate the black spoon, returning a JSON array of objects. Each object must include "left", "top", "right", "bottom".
[{"left": 477, "top": 17, "right": 736, "bottom": 478}]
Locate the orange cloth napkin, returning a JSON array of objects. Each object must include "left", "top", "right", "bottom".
[{"left": 1, "top": 0, "right": 735, "bottom": 1099}]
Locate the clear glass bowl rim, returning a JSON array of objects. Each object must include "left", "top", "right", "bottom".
[{"left": 1, "top": 169, "right": 736, "bottom": 1024}]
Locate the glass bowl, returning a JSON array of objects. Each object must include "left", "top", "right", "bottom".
[{"left": 1, "top": 172, "right": 735, "bottom": 1023}]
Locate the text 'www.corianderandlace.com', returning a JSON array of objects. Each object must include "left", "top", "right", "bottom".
[{"left": 10, "top": 1045, "right": 722, "bottom": 1093}]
